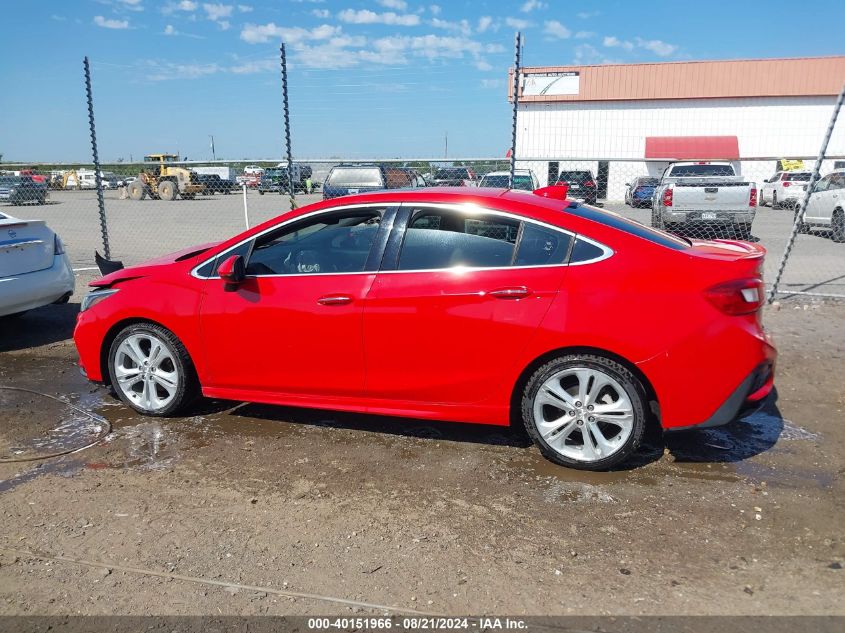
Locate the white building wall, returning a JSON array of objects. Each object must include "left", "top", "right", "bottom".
[{"left": 515, "top": 95, "right": 845, "bottom": 201}]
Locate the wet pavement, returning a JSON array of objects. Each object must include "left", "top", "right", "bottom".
[{"left": 0, "top": 300, "right": 844, "bottom": 615}]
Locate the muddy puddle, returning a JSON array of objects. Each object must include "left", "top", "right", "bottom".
[{"left": 0, "top": 350, "right": 833, "bottom": 498}]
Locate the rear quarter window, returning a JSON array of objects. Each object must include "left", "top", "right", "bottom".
[{"left": 567, "top": 205, "right": 690, "bottom": 251}]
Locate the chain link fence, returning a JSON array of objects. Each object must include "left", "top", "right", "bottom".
[{"left": 2, "top": 44, "right": 843, "bottom": 298}]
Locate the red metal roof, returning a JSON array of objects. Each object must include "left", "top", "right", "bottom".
[
  {"left": 510, "top": 56, "right": 845, "bottom": 103},
  {"left": 645, "top": 136, "right": 740, "bottom": 160}
]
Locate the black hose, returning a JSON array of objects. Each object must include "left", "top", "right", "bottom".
[{"left": 0, "top": 386, "right": 112, "bottom": 463}]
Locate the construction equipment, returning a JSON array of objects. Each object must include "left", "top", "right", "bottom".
[{"left": 127, "top": 154, "right": 203, "bottom": 201}]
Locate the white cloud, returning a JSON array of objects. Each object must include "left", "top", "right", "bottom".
[
  {"left": 119, "top": 0, "right": 143, "bottom": 4},
  {"left": 237, "top": 4, "right": 253, "bottom": 12},
  {"left": 230, "top": 58, "right": 278, "bottom": 74},
  {"left": 50, "top": 14, "right": 67, "bottom": 21},
  {"left": 163, "top": 23, "right": 204, "bottom": 38},
  {"left": 164, "top": 24, "right": 177, "bottom": 35},
  {"left": 543, "top": 20, "right": 570, "bottom": 39},
  {"left": 312, "top": 8, "right": 330, "bottom": 18},
  {"left": 475, "top": 59, "right": 493, "bottom": 71},
  {"left": 573, "top": 43, "right": 618, "bottom": 65},
  {"left": 162, "top": 0, "right": 197, "bottom": 13},
  {"left": 477, "top": 16, "right": 492, "bottom": 33},
  {"left": 603, "top": 35, "right": 678, "bottom": 57},
  {"left": 576, "top": 11, "right": 599, "bottom": 19},
  {"left": 504, "top": 17, "right": 530, "bottom": 29},
  {"left": 337, "top": 9, "right": 420, "bottom": 26},
  {"left": 575, "top": 30, "right": 593, "bottom": 39},
  {"left": 520, "top": 0, "right": 546, "bottom": 12},
  {"left": 431, "top": 18, "right": 471, "bottom": 36},
  {"left": 603, "top": 35, "right": 634, "bottom": 51},
  {"left": 203, "top": 3, "right": 233, "bottom": 21},
  {"left": 481, "top": 78, "right": 505, "bottom": 89},
  {"left": 148, "top": 62, "right": 221, "bottom": 81},
  {"left": 637, "top": 37, "right": 677, "bottom": 56},
  {"left": 217, "top": 20, "right": 231, "bottom": 30},
  {"left": 240, "top": 22, "right": 340, "bottom": 44},
  {"left": 429, "top": 4, "right": 441, "bottom": 15},
  {"left": 377, "top": 0, "right": 407, "bottom": 9},
  {"left": 93, "top": 15, "right": 130, "bottom": 29},
  {"left": 117, "top": 0, "right": 144, "bottom": 10}
]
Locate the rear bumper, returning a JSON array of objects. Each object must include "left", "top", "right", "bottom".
[
  {"left": 664, "top": 361, "right": 775, "bottom": 432},
  {"left": 659, "top": 208, "right": 756, "bottom": 224},
  {"left": 0, "top": 253, "right": 75, "bottom": 316}
]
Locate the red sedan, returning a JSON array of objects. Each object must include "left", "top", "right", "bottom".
[{"left": 74, "top": 188, "right": 776, "bottom": 470}]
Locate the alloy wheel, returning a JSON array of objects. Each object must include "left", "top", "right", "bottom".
[
  {"left": 112, "top": 333, "right": 180, "bottom": 413},
  {"left": 531, "top": 367, "right": 634, "bottom": 463}
]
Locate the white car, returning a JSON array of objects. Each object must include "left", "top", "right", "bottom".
[
  {"left": 760, "top": 171, "right": 812, "bottom": 209},
  {"left": 478, "top": 170, "right": 539, "bottom": 191},
  {"left": 797, "top": 170, "right": 845, "bottom": 242},
  {"left": 0, "top": 212, "right": 75, "bottom": 317}
]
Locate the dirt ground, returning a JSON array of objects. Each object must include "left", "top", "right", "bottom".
[{"left": 0, "top": 280, "right": 843, "bottom": 616}]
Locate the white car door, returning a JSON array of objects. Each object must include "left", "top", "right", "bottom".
[
  {"left": 804, "top": 175, "right": 832, "bottom": 222},
  {"left": 823, "top": 174, "right": 845, "bottom": 223},
  {"left": 762, "top": 174, "right": 776, "bottom": 203}
]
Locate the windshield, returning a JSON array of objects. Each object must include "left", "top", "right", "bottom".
[
  {"left": 636, "top": 178, "right": 659, "bottom": 186},
  {"left": 0, "top": 177, "right": 22, "bottom": 186},
  {"left": 784, "top": 173, "right": 812, "bottom": 181},
  {"left": 263, "top": 169, "right": 285, "bottom": 178},
  {"left": 327, "top": 167, "right": 383, "bottom": 187},
  {"left": 668, "top": 164, "right": 735, "bottom": 177}
]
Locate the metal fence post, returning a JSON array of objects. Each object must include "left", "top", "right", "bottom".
[
  {"left": 769, "top": 82, "right": 845, "bottom": 302},
  {"left": 84, "top": 56, "right": 110, "bottom": 260},
  {"left": 509, "top": 32, "right": 522, "bottom": 189},
  {"left": 280, "top": 43, "right": 296, "bottom": 211}
]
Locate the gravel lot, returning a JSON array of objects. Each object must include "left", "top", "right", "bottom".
[
  {"left": 0, "top": 268, "right": 843, "bottom": 615},
  {"left": 4, "top": 189, "right": 844, "bottom": 296}
]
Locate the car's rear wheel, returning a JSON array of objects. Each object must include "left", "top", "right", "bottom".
[
  {"left": 108, "top": 323, "right": 199, "bottom": 416},
  {"left": 521, "top": 354, "right": 647, "bottom": 470}
]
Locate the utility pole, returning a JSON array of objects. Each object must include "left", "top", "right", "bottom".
[
  {"left": 444, "top": 132, "right": 448, "bottom": 159},
  {"left": 210, "top": 135, "right": 216, "bottom": 161}
]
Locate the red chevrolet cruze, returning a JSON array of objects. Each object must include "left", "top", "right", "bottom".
[{"left": 74, "top": 188, "right": 776, "bottom": 470}]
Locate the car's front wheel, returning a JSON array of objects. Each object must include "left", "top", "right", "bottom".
[
  {"left": 108, "top": 323, "right": 199, "bottom": 416},
  {"left": 521, "top": 354, "right": 647, "bottom": 470}
]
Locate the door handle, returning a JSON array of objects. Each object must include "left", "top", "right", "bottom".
[
  {"left": 317, "top": 294, "right": 353, "bottom": 306},
  {"left": 489, "top": 286, "right": 531, "bottom": 299}
]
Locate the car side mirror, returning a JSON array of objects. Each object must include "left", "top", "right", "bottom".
[{"left": 218, "top": 254, "right": 245, "bottom": 285}]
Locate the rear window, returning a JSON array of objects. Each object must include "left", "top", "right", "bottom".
[
  {"left": 567, "top": 205, "right": 690, "bottom": 251},
  {"left": 667, "top": 164, "right": 735, "bottom": 177},
  {"left": 434, "top": 168, "right": 470, "bottom": 180},
  {"left": 480, "top": 174, "right": 533, "bottom": 190},
  {"left": 784, "top": 172, "right": 811, "bottom": 181},
  {"left": 558, "top": 171, "right": 592, "bottom": 181},
  {"left": 327, "top": 167, "right": 383, "bottom": 187}
]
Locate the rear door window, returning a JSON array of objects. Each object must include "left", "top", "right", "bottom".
[
  {"left": 327, "top": 168, "right": 383, "bottom": 188},
  {"left": 398, "top": 209, "right": 518, "bottom": 270}
]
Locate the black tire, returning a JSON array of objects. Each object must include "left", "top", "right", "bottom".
[
  {"left": 158, "top": 180, "right": 177, "bottom": 201},
  {"left": 832, "top": 209, "right": 845, "bottom": 243},
  {"left": 259, "top": 190, "right": 265, "bottom": 195},
  {"left": 520, "top": 353, "right": 647, "bottom": 471},
  {"left": 795, "top": 209, "right": 810, "bottom": 234},
  {"left": 107, "top": 323, "right": 199, "bottom": 416}
]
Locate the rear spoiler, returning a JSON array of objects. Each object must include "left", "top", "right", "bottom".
[{"left": 95, "top": 251, "right": 124, "bottom": 275}]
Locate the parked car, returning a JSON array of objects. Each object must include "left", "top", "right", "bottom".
[
  {"left": 478, "top": 170, "right": 539, "bottom": 191},
  {"left": 795, "top": 170, "right": 845, "bottom": 242},
  {"left": 651, "top": 161, "right": 757, "bottom": 239},
  {"left": 0, "top": 176, "right": 48, "bottom": 205},
  {"left": 260, "top": 164, "right": 312, "bottom": 195},
  {"left": 624, "top": 177, "right": 659, "bottom": 208},
  {"left": 759, "top": 171, "right": 812, "bottom": 209},
  {"left": 555, "top": 170, "right": 598, "bottom": 204},
  {"left": 431, "top": 167, "right": 478, "bottom": 187},
  {"left": 322, "top": 164, "right": 393, "bottom": 200},
  {"left": 197, "top": 174, "right": 236, "bottom": 195},
  {"left": 1, "top": 212, "right": 74, "bottom": 317},
  {"left": 73, "top": 188, "right": 775, "bottom": 471}
]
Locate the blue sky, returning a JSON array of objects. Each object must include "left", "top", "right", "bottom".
[{"left": 2, "top": 0, "right": 844, "bottom": 162}]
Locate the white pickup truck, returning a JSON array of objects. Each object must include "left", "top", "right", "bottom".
[{"left": 651, "top": 161, "right": 757, "bottom": 239}]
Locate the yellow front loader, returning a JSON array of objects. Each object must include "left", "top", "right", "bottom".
[{"left": 127, "top": 154, "right": 203, "bottom": 201}]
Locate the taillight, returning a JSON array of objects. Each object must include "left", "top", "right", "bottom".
[
  {"left": 704, "top": 278, "right": 765, "bottom": 315},
  {"left": 782, "top": 181, "right": 791, "bottom": 187},
  {"left": 662, "top": 188, "right": 673, "bottom": 207},
  {"left": 54, "top": 234, "right": 65, "bottom": 255},
  {"left": 749, "top": 187, "right": 757, "bottom": 207},
  {"left": 584, "top": 180, "right": 595, "bottom": 187}
]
